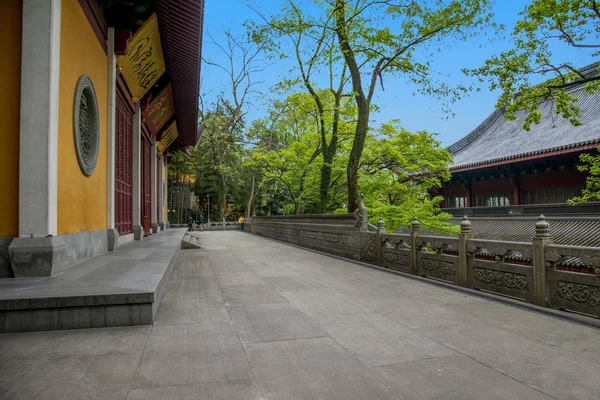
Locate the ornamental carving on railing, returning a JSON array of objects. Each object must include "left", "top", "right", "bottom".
[
  {"left": 360, "top": 234, "right": 375, "bottom": 263},
  {"left": 353, "top": 208, "right": 362, "bottom": 228},
  {"left": 466, "top": 244, "right": 479, "bottom": 255},
  {"left": 383, "top": 252, "right": 409, "bottom": 269},
  {"left": 557, "top": 281, "right": 600, "bottom": 308},
  {"left": 473, "top": 267, "right": 528, "bottom": 291},
  {"left": 580, "top": 255, "right": 600, "bottom": 269},
  {"left": 544, "top": 250, "right": 564, "bottom": 264},
  {"left": 393, "top": 238, "right": 409, "bottom": 249},
  {"left": 488, "top": 247, "right": 508, "bottom": 259},
  {"left": 421, "top": 259, "right": 456, "bottom": 275}
]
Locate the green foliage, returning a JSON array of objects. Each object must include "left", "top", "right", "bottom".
[
  {"left": 466, "top": 0, "right": 600, "bottom": 199},
  {"left": 569, "top": 148, "right": 600, "bottom": 204},
  {"left": 358, "top": 122, "right": 456, "bottom": 234},
  {"left": 191, "top": 99, "right": 246, "bottom": 220}
]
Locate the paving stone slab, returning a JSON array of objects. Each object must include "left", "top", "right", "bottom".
[
  {"left": 447, "top": 300, "right": 599, "bottom": 342},
  {"left": 315, "top": 312, "right": 455, "bottom": 366},
  {"left": 228, "top": 303, "right": 327, "bottom": 343},
  {"left": 417, "top": 321, "right": 600, "bottom": 400},
  {"left": 221, "top": 284, "right": 287, "bottom": 306},
  {"left": 215, "top": 272, "right": 265, "bottom": 286},
  {"left": 3, "top": 352, "right": 141, "bottom": 400},
  {"left": 550, "top": 334, "right": 600, "bottom": 361},
  {"left": 132, "top": 322, "right": 253, "bottom": 388},
  {"left": 372, "top": 354, "right": 553, "bottom": 400},
  {"left": 155, "top": 295, "right": 230, "bottom": 325},
  {"left": 127, "top": 379, "right": 264, "bottom": 400},
  {"left": 244, "top": 337, "right": 401, "bottom": 400},
  {"left": 165, "top": 275, "right": 220, "bottom": 294},
  {"left": 280, "top": 288, "right": 370, "bottom": 316},
  {"left": 263, "top": 276, "right": 325, "bottom": 292}
]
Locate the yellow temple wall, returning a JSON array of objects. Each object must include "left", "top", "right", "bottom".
[{"left": 57, "top": 0, "right": 109, "bottom": 235}]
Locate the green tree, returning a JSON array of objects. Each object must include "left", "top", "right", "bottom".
[
  {"left": 467, "top": 0, "right": 600, "bottom": 201},
  {"left": 247, "top": 96, "right": 324, "bottom": 214},
  {"left": 331, "top": 0, "right": 495, "bottom": 211},
  {"left": 359, "top": 121, "right": 456, "bottom": 233},
  {"left": 193, "top": 101, "right": 245, "bottom": 220},
  {"left": 249, "top": 2, "right": 352, "bottom": 213}
]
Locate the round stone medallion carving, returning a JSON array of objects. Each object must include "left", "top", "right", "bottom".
[{"left": 73, "top": 75, "right": 100, "bottom": 176}]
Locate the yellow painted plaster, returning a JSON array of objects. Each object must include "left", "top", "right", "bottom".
[
  {"left": 0, "top": 0, "right": 22, "bottom": 238},
  {"left": 57, "top": 0, "right": 109, "bottom": 234}
]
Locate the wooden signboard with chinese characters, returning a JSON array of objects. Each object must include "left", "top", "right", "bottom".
[
  {"left": 117, "top": 13, "right": 166, "bottom": 103},
  {"left": 142, "top": 83, "right": 175, "bottom": 136},
  {"left": 157, "top": 121, "right": 178, "bottom": 153}
]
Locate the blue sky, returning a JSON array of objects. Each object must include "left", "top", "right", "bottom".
[{"left": 201, "top": 0, "right": 594, "bottom": 147}]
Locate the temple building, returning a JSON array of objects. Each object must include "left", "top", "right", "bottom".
[
  {"left": 0, "top": 0, "right": 204, "bottom": 278},
  {"left": 438, "top": 63, "right": 600, "bottom": 248},
  {"left": 441, "top": 63, "right": 599, "bottom": 215}
]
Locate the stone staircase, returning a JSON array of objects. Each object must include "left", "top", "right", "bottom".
[{"left": 181, "top": 233, "right": 202, "bottom": 249}]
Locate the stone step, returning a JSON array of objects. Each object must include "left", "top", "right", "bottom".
[
  {"left": 0, "top": 229, "right": 186, "bottom": 333},
  {"left": 181, "top": 234, "right": 202, "bottom": 250}
]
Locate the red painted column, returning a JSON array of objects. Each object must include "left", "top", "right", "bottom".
[
  {"left": 510, "top": 176, "right": 520, "bottom": 205},
  {"left": 464, "top": 183, "right": 472, "bottom": 208}
]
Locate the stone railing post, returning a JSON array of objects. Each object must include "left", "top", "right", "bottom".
[
  {"left": 532, "top": 215, "right": 553, "bottom": 306},
  {"left": 458, "top": 216, "right": 472, "bottom": 287},
  {"left": 409, "top": 216, "right": 420, "bottom": 275},
  {"left": 358, "top": 194, "right": 369, "bottom": 232},
  {"left": 376, "top": 218, "right": 386, "bottom": 266}
]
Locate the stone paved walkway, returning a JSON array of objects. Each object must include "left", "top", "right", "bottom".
[{"left": 2, "top": 231, "right": 600, "bottom": 399}]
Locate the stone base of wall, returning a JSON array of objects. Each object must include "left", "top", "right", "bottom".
[
  {"left": 7, "top": 229, "right": 119, "bottom": 277},
  {"left": 0, "top": 238, "right": 14, "bottom": 278}
]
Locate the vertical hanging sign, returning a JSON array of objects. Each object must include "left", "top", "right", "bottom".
[
  {"left": 142, "top": 83, "right": 175, "bottom": 136},
  {"left": 157, "top": 121, "right": 179, "bottom": 153},
  {"left": 117, "top": 13, "right": 166, "bottom": 103}
]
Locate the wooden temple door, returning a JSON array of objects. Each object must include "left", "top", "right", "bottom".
[
  {"left": 115, "top": 85, "right": 134, "bottom": 235},
  {"left": 141, "top": 129, "right": 152, "bottom": 235}
]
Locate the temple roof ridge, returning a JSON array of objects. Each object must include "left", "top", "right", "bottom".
[{"left": 446, "top": 62, "right": 600, "bottom": 171}]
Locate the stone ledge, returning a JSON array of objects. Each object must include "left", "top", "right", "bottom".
[{"left": 0, "top": 229, "right": 185, "bottom": 333}]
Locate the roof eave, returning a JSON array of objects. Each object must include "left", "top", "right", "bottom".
[
  {"left": 156, "top": 0, "right": 204, "bottom": 147},
  {"left": 449, "top": 141, "right": 600, "bottom": 173}
]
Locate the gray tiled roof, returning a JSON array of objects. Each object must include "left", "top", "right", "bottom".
[
  {"left": 450, "top": 217, "right": 600, "bottom": 247},
  {"left": 448, "top": 82, "right": 600, "bottom": 170}
]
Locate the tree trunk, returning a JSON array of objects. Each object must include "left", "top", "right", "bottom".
[
  {"left": 218, "top": 175, "right": 227, "bottom": 220},
  {"left": 319, "top": 138, "right": 337, "bottom": 213},
  {"left": 334, "top": 0, "right": 370, "bottom": 213},
  {"left": 246, "top": 174, "right": 255, "bottom": 219},
  {"left": 346, "top": 102, "right": 369, "bottom": 212}
]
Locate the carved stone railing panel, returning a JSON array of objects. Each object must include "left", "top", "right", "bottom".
[
  {"left": 545, "top": 244, "right": 600, "bottom": 317},
  {"left": 359, "top": 232, "right": 376, "bottom": 264},
  {"left": 252, "top": 213, "right": 357, "bottom": 226},
  {"left": 381, "top": 247, "right": 411, "bottom": 273},
  {"left": 416, "top": 235, "right": 459, "bottom": 255},
  {"left": 547, "top": 269, "right": 600, "bottom": 318},
  {"left": 250, "top": 219, "right": 362, "bottom": 261},
  {"left": 380, "top": 233, "right": 410, "bottom": 249},
  {"left": 545, "top": 244, "right": 600, "bottom": 272},
  {"left": 418, "top": 252, "right": 458, "bottom": 283},
  {"left": 467, "top": 239, "right": 533, "bottom": 264},
  {"left": 466, "top": 240, "right": 534, "bottom": 302}
]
